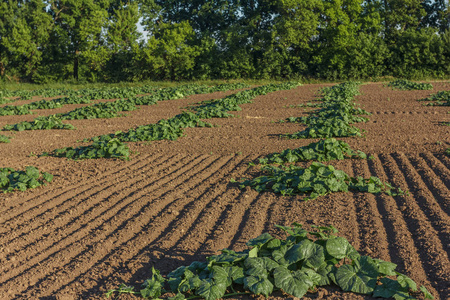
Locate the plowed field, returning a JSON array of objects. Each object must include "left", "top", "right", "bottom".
[{"left": 0, "top": 83, "right": 449, "bottom": 300}]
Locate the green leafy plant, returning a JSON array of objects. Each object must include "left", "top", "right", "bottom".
[
  {"left": 44, "top": 138, "right": 130, "bottom": 160},
  {"left": 3, "top": 83, "right": 250, "bottom": 130},
  {"left": 387, "top": 79, "right": 433, "bottom": 90},
  {"left": 0, "top": 134, "right": 11, "bottom": 143},
  {"left": 2, "top": 116, "right": 75, "bottom": 131},
  {"left": 70, "top": 83, "right": 299, "bottom": 160},
  {"left": 418, "top": 90, "right": 450, "bottom": 106},
  {"left": 0, "top": 104, "right": 33, "bottom": 116},
  {"left": 0, "top": 166, "right": 53, "bottom": 193},
  {"left": 284, "top": 82, "right": 368, "bottom": 139},
  {"left": 238, "top": 162, "right": 407, "bottom": 199},
  {"left": 106, "top": 223, "right": 432, "bottom": 300},
  {"left": 258, "top": 139, "right": 367, "bottom": 165},
  {"left": 285, "top": 119, "right": 364, "bottom": 139}
]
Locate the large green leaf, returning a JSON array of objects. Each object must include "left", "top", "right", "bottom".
[
  {"left": 271, "top": 245, "right": 290, "bottom": 266},
  {"left": 25, "top": 166, "right": 40, "bottom": 179},
  {"left": 373, "top": 259, "right": 397, "bottom": 276},
  {"left": 335, "top": 256, "right": 379, "bottom": 294},
  {"left": 396, "top": 273, "right": 417, "bottom": 291},
  {"left": 223, "top": 265, "right": 245, "bottom": 285},
  {"left": 140, "top": 267, "right": 165, "bottom": 298},
  {"left": 196, "top": 279, "right": 227, "bottom": 300},
  {"left": 246, "top": 232, "right": 273, "bottom": 247},
  {"left": 326, "top": 237, "right": 360, "bottom": 260},
  {"left": 244, "top": 257, "right": 279, "bottom": 277},
  {"left": 244, "top": 275, "right": 274, "bottom": 297},
  {"left": 284, "top": 239, "right": 325, "bottom": 268},
  {"left": 273, "top": 266, "right": 313, "bottom": 298}
]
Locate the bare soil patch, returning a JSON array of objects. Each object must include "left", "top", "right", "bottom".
[{"left": 0, "top": 83, "right": 449, "bottom": 299}]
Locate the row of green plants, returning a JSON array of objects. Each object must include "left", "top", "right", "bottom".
[
  {"left": 236, "top": 162, "right": 406, "bottom": 200},
  {"left": 2, "top": 83, "right": 250, "bottom": 132},
  {"left": 283, "top": 82, "right": 370, "bottom": 139},
  {"left": 0, "top": 85, "right": 160, "bottom": 101},
  {"left": 0, "top": 166, "right": 53, "bottom": 193},
  {"left": 0, "top": 87, "right": 157, "bottom": 116},
  {"left": 387, "top": 79, "right": 433, "bottom": 90},
  {"left": 0, "top": 83, "right": 242, "bottom": 117},
  {"left": 3, "top": 116, "right": 75, "bottom": 131},
  {"left": 107, "top": 224, "right": 432, "bottom": 300},
  {"left": 46, "top": 82, "right": 299, "bottom": 160},
  {"left": 418, "top": 90, "right": 450, "bottom": 106},
  {"left": 255, "top": 138, "right": 367, "bottom": 165},
  {"left": 42, "top": 139, "right": 130, "bottom": 161}
]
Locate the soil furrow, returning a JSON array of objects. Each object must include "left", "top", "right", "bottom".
[
  {"left": 0, "top": 153, "right": 175, "bottom": 247},
  {"left": 42, "top": 153, "right": 243, "bottom": 298},
  {"left": 378, "top": 153, "right": 450, "bottom": 299},
  {"left": 194, "top": 191, "right": 264, "bottom": 254},
  {"left": 367, "top": 155, "right": 440, "bottom": 298},
  {"left": 0, "top": 153, "right": 157, "bottom": 228},
  {"left": 15, "top": 154, "right": 236, "bottom": 298},
  {"left": 434, "top": 153, "right": 450, "bottom": 170},
  {"left": 226, "top": 192, "right": 277, "bottom": 251},
  {"left": 418, "top": 152, "right": 450, "bottom": 214},
  {"left": 392, "top": 153, "right": 450, "bottom": 255},
  {"left": 0, "top": 154, "right": 212, "bottom": 294},
  {"left": 351, "top": 159, "right": 391, "bottom": 260}
]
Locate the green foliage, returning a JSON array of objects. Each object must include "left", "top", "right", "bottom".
[
  {"left": 238, "top": 162, "right": 406, "bottom": 200},
  {"left": 1, "top": 0, "right": 450, "bottom": 81},
  {"left": 89, "top": 82, "right": 299, "bottom": 144},
  {"left": 137, "top": 21, "right": 201, "bottom": 81},
  {"left": 0, "top": 134, "right": 11, "bottom": 143},
  {"left": 3, "top": 116, "right": 75, "bottom": 131},
  {"left": 58, "top": 99, "right": 138, "bottom": 120},
  {"left": 52, "top": 82, "right": 298, "bottom": 160},
  {"left": 0, "top": 166, "right": 53, "bottom": 193},
  {"left": 107, "top": 224, "right": 431, "bottom": 300},
  {"left": 419, "top": 90, "right": 450, "bottom": 106},
  {"left": 3, "top": 83, "right": 249, "bottom": 130},
  {"left": 285, "top": 82, "right": 368, "bottom": 139},
  {"left": 45, "top": 138, "right": 130, "bottom": 160},
  {"left": 387, "top": 79, "right": 433, "bottom": 90},
  {"left": 0, "top": 104, "right": 32, "bottom": 116},
  {"left": 258, "top": 139, "right": 367, "bottom": 165},
  {"left": 387, "top": 28, "right": 449, "bottom": 78}
]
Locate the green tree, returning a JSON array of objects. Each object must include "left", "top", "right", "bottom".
[
  {"left": 388, "top": 27, "right": 448, "bottom": 78},
  {"left": 137, "top": 21, "right": 201, "bottom": 80},
  {"left": 0, "top": 0, "right": 52, "bottom": 81},
  {"left": 47, "top": 0, "right": 109, "bottom": 80}
]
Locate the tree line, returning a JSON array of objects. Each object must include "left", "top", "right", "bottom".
[{"left": 0, "top": 0, "right": 449, "bottom": 83}]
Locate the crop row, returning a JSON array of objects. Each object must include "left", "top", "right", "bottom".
[
  {"left": 283, "top": 82, "right": 370, "bottom": 139},
  {"left": 387, "top": 79, "right": 433, "bottom": 91},
  {"left": 108, "top": 224, "right": 432, "bottom": 300},
  {"left": 2, "top": 83, "right": 250, "bottom": 132},
  {"left": 418, "top": 90, "right": 450, "bottom": 106},
  {"left": 46, "top": 82, "right": 299, "bottom": 160}
]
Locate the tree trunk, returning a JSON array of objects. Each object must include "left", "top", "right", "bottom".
[
  {"left": 0, "top": 61, "right": 5, "bottom": 77},
  {"left": 74, "top": 49, "right": 80, "bottom": 80}
]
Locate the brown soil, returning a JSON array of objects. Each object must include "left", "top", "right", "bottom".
[{"left": 0, "top": 83, "right": 449, "bottom": 300}]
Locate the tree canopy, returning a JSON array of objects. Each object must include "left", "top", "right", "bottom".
[{"left": 0, "top": 0, "right": 449, "bottom": 83}]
